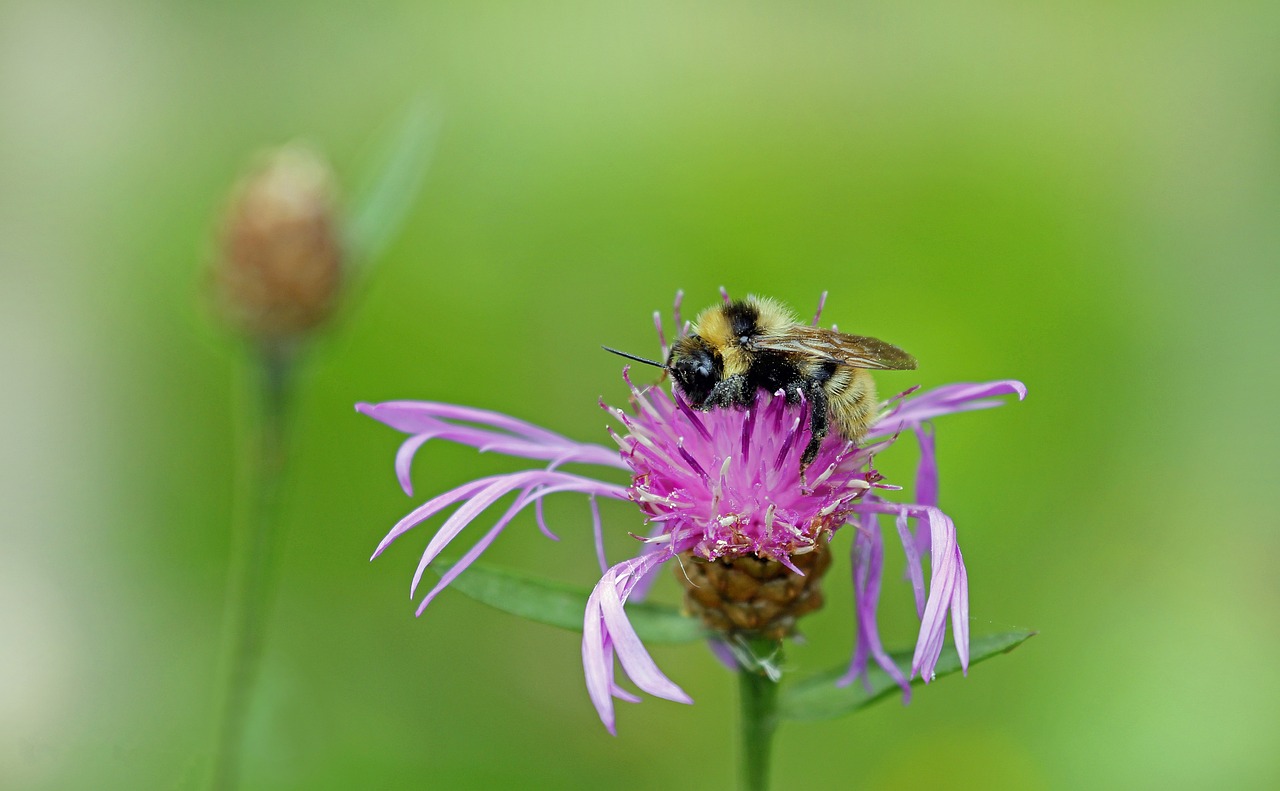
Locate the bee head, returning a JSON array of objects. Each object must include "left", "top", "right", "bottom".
[{"left": 667, "top": 335, "right": 722, "bottom": 406}]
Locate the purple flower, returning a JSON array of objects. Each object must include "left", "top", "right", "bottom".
[{"left": 358, "top": 303, "right": 1024, "bottom": 734}]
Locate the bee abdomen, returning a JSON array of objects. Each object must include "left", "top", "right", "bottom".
[{"left": 826, "top": 368, "right": 877, "bottom": 444}]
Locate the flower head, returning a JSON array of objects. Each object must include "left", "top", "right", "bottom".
[
  {"left": 612, "top": 375, "right": 875, "bottom": 564},
  {"left": 211, "top": 143, "right": 344, "bottom": 339},
  {"left": 358, "top": 293, "right": 1024, "bottom": 733}
]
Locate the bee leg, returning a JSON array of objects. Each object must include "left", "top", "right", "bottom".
[
  {"left": 799, "top": 382, "right": 829, "bottom": 471},
  {"left": 704, "top": 374, "right": 751, "bottom": 409}
]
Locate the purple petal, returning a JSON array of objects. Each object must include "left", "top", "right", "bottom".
[
  {"left": 893, "top": 507, "right": 926, "bottom": 618},
  {"left": 582, "top": 553, "right": 688, "bottom": 732},
  {"left": 626, "top": 527, "right": 669, "bottom": 603},
  {"left": 357, "top": 401, "right": 628, "bottom": 470},
  {"left": 409, "top": 475, "right": 540, "bottom": 597},
  {"left": 415, "top": 492, "right": 529, "bottom": 613},
  {"left": 597, "top": 561, "right": 691, "bottom": 704},
  {"left": 358, "top": 401, "right": 568, "bottom": 443},
  {"left": 373, "top": 476, "right": 499, "bottom": 560},
  {"left": 407, "top": 472, "right": 628, "bottom": 597},
  {"left": 838, "top": 522, "right": 871, "bottom": 687},
  {"left": 675, "top": 396, "right": 712, "bottom": 443},
  {"left": 776, "top": 554, "right": 804, "bottom": 577},
  {"left": 426, "top": 426, "right": 624, "bottom": 467},
  {"left": 707, "top": 639, "right": 738, "bottom": 671},
  {"left": 395, "top": 433, "right": 432, "bottom": 497},
  {"left": 810, "top": 290, "right": 828, "bottom": 327},
  {"left": 534, "top": 496, "right": 559, "bottom": 541},
  {"left": 582, "top": 587, "right": 615, "bottom": 733},
  {"left": 913, "top": 423, "right": 938, "bottom": 508},
  {"left": 611, "top": 683, "right": 642, "bottom": 704},
  {"left": 911, "top": 507, "right": 960, "bottom": 680},
  {"left": 838, "top": 513, "right": 910, "bottom": 697},
  {"left": 911, "top": 423, "right": 937, "bottom": 556},
  {"left": 867, "top": 380, "right": 1026, "bottom": 439},
  {"left": 653, "top": 310, "right": 668, "bottom": 359},
  {"left": 590, "top": 496, "right": 608, "bottom": 574},
  {"left": 951, "top": 543, "right": 970, "bottom": 673}
]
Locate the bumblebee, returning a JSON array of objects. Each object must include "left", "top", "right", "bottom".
[{"left": 607, "top": 295, "right": 916, "bottom": 470}]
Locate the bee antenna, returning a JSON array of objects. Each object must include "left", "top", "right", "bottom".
[{"left": 601, "top": 346, "right": 666, "bottom": 369}]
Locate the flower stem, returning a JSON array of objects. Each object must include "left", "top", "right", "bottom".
[
  {"left": 737, "top": 639, "right": 783, "bottom": 791},
  {"left": 207, "top": 340, "right": 295, "bottom": 791}
]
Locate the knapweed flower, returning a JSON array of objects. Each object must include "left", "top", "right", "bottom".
[{"left": 358, "top": 297, "right": 1024, "bottom": 734}]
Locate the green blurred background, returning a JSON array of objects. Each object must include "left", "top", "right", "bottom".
[{"left": 3, "top": 1, "right": 1278, "bottom": 789}]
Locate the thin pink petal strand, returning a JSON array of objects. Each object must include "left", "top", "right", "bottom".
[
  {"left": 534, "top": 496, "right": 559, "bottom": 541},
  {"left": 867, "top": 380, "right": 1026, "bottom": 440},
  {"left": 894, "top": 507, "right": 926, "bottom": 618},
  {"left": 600, "top": 634, "right": 620, "bottom": 709},
  {"left": 590, "top": 496, "right": 608, "bottom": 574},
  {"left": 910, "top": 423, "right": 938, "bottom": 557},
  {"left": 357, "top": 401, "right": 628, "bottom": 471},
  {"left": 810, "top": 290, "right": 828, "bottom": 327},
  {"left": 951, "top": 543, "right": 970, "bottom": 673},
  {"left": 913, "top": 423, "right": 938, "bottom": 507},
  {"left": 838, "top": 516, "right": 871, "bottom": 688},
  {"left": 359, "top": 401, "right": 566, "bottom": 442},
  {"left": 415, "top": 500, "right": 520, "bottom": 614},
  {"left": 408, "top": 472, "right": 629, "bottom": 597},
  {"left": 653, "top": 310, "right": 668, "bottom": 359},
  {"left": 409, "top": 475, "right": 533, "bottom": 597},
  {"left": 626, "top": 529, "right": 669, "bottom": 603},
  {"left": 394, "top": 433, "right": 432, "bottom": 497},
  {"left": 708, "top": 639, "right": 738, "bottom": 671},
  {"left": 374, "top": 476, "right": 498, "bottom": 560},
  {"left": 611, "top": 684, "right": 642, "bottom": 704}
]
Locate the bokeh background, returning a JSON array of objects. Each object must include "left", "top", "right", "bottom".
[{"left": 3, "top": 1, "right": 1278, "bottom": 789}]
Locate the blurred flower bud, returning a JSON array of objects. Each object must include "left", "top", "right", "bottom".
[{"left": 211, "top": 144, "right": 344, "bottom": 339}]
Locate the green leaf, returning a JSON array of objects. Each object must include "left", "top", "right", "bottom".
[
  {"left": 778, "top": 630, "right": 1035, "bottom": 721},
  {"left": 345, "top": 97, "right": 440, "bottom": 266},
  {"left": 429, "top": 561, "right": 707, "bottom": 644}
]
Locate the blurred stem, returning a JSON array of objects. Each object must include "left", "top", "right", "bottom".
[
  {"left": 207, "top": 339, "right": 296, "bottom": 791},
  {"left": 738, "top": 639, "right": 783, "bottom": 791}
]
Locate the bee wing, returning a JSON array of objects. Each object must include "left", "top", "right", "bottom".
[{"left": 756, "top": 326, "right": 918, "bottom": 370}]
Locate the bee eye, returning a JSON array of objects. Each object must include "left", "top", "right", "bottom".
[{"left": 738, "top": 335, "right": 749, "bottom": 345}]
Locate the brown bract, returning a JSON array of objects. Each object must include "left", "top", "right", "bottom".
[
  {"left": 211, "top": 144, "right": 344, "bottom": 339},
  {"left": 676, "top": 543, "right": 833, "bottom": 640}
]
